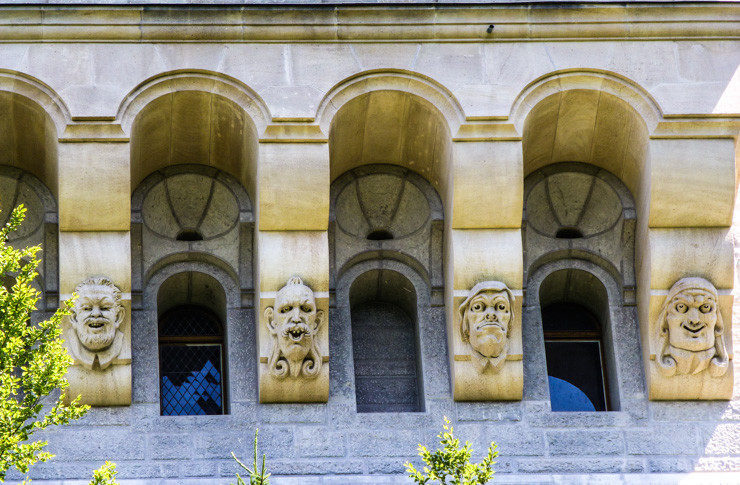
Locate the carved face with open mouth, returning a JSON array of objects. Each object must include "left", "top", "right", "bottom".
[
  {"left": 666, "top": 288, "right": 717, "bottom": 352},
  {"left": 273, "top": 283, "right": 319, "bottom": 362},
  {"left": 464, "top": 289, "right": 512, "bottom": 358},
  {"left": 71, "top": 284, "right": 124, "bottom": 352}
]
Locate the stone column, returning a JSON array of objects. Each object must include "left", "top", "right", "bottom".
[
  {"left": 255, "top": 133, "right": 331, "bottom": 402},
  {"left": 445, "top": 136, "right": 524, "bottom": 400},
  {"left": 638, "top": 136, "right": 736, "bottom": 399},
  {"left": 58, "top": 126, "right": 132, "bottom": 406}
]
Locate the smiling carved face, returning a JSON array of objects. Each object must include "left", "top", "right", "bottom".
[
  {"left": 465, "top": 289, "right": 512, "bottom": 358},
  {"left": 272, "top": 283, "right": 319, "bottom": 362},
  {"left": 71, "top": 285, "right": 123, "bottom": 352},
  {"left": 665, "top": 288, "right": 717, "bottom": 352}
]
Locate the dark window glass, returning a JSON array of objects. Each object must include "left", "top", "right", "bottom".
[
  {"left": 351, "top": 301, "right": 421, "bottom": 412},
  {"left": 542, "top": 303, "right": 609, "bottom": 412},
  {"left": 159, "top": 306, "right": 224, "bottom": 416}
]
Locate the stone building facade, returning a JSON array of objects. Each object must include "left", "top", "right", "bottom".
[{"left": 2, "top": 1, "right": 740, "bottom": 483}]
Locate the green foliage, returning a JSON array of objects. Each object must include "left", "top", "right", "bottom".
[
  {"left": 0, "top": 205, "right": 88, "bottom": 481},
  {"left": 89, "top": 461, "right": 119, "bottom": 485},
  {"left": 232, "top": 429, "right": 270, "bottom": 485},
  {"left": 405, "top": 417, "right": 497, "bottom": 485}
]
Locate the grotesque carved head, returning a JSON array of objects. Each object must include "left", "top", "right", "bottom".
[
  {"left": 459, "top": 281, "right": 515, "bottom": 373},
  {"left": 264, "top": 276, "right": 325, "bottom": 379},
  {"left": 70, "top": 276, "right": 125, "bottom": 353},
  {"left": 657, "top": 277, "right": 728, "bottom": 377}
]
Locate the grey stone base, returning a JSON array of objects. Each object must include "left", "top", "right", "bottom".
[{"left": 22, "top": 473, "right": 740, "bottom": 485}]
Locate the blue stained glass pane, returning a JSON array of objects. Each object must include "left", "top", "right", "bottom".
[
  {"left": 160, "top": 345, "right": 223, "bottom": 416},
  {"left": 548, "top": 376, "right": 596, "bottom": 412}
]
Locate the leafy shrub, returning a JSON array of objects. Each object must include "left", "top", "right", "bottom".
[
  {"left": 90, "top": 461, "right": 118, "bottom": 485},
  {"left": 0, "top": 205, "right": 88, "bottom": 480},
  {"left": 405, "top": 417, "right": 497, "bottom": 485}
]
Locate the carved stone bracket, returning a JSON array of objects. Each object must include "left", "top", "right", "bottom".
[
  {"left": 451, "top": 280, "right": 523, "bottom": 401},
  {"left": 63, "top": 276, "right": 131, "bottom": 406},
  {"left": 258, "top": 276, "right": 329, "bottom": 403},
  {"left": 647, "top": 276, "right": 734, "bottom": 400}
]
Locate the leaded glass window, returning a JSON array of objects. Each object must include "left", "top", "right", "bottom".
[{"left": 159, "top": 305, "right": 225, "bottom": 416}]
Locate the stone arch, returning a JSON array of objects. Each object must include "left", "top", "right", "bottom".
[
  {"left": 0, "top": 71, "right": 68, "bottom": 199},
  {"left": 320, "top": 70, "right": 462, "bottom": 205},
  {"left": 120, "top": 71, "right": 269, "bottom": 201},
  {"left": 512, "top": 70, "right": 657, "bottom": 202}
]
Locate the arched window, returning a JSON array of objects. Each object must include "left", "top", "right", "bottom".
[
  {"left": 350, "top": 269, "right": 423, "bottom": 413},
  {"left": 159, "top": 305, "right": 225, "bottom": 416},
  {"left": 538, "top": 268, "right": 618, "bottom": 412},
  {"left": 157, "top": 271, "right": 228, "bottom": 416},
  {"left": 542, "top": 302, "right": 609, "bottom": 412}
]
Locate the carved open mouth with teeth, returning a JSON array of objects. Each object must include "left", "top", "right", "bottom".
[
  {"left": 284, "top": 324, "right": 309, "bottom": 342},
  {"left": 85, "top": 319, "right": 109, "bottom": 331}
]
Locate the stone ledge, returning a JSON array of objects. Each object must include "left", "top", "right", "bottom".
[{"left": 0, "top": 4, "right": 738, "bottom": 42}]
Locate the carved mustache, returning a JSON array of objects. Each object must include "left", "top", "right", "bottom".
[{"left": 282, "top": 323, "right": 310, "bottom": 342}]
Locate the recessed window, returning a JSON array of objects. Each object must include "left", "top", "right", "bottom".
[
  {"left": 367, "top": 229, "right": 394, "bottom": 241},
  {"left": 555, "top": 227, "right": 583, "bottom": 239},
  {"left": 176, "top": 230, "right": 204, "bottom": 241},
  {"left": 543, "top": 302, "right": 609, "bottom": 412},
  {"left": 159, "top": 305, "right": 224, "bottom": 415}
]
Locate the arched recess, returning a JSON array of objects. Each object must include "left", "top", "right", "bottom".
[
  {"left": 0, "top": 71, "right": 68, "bottom": 199},
  {"left": 120, "top": 71, "right": 269, "bottom": 202},
  {"left": 131, "top": 164, "right": 253, "bottom": 307},
  {"left": 321, "top": 70, "right": 462, "bottom": 212},
  {"left": 512, "top": 70, "right": 657, "bottom": 209},
  {"left": 0, "top": 73, "right": 65, "bottom": 309}
]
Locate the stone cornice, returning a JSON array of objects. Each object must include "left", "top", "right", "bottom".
[{"left": 0, "top": 3, "right": 738, "bottom": 42}]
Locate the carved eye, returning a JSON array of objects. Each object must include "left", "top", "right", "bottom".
[
  {"left": 497, "top": 303, "right": 508, "bottom": 312},
  {"left": 700, "top": 303, "right": 713, "bottom": 314},
  {"left": 279, "top": 305, "right": 292, "bottom": 314},
  {"left": 675, "top": 303, "right": 688, "bottom": 313},
  {"left": 471, "top": 302, "right": 485, "bottom": 312},
  {"left": 101, "top": 307, "right": 111, "bottom": 312},
  {"left": 82, "top": 306, "right": 91, "bottom": 312},
  {"left": 301, "top": 305, "right": 313, "bottom": 313}
]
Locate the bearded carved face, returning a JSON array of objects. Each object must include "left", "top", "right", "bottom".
[
  {"left": 665, "top": 288, "right": 717, "bottom": 352},
  {"left": 71, "top": 282, "right": 124, "bottom": 352},
  {"left": 265, "top": 276, "right": 325, "bottom": 379},
  {"left": 463, "top": 289, "right": 512, "bottom": 358}
]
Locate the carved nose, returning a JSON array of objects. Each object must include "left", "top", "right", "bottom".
[
  {"left": 687, "top": 307, "right": 700, "bottom": 323},
  {"left": 485, "top": 311, "right": 497, "bottom": 321}
]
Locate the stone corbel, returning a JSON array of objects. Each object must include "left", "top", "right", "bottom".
[
  {"left": 63, "top": 275, "right": 131, "bottom": 406},
  {"left": 451, "top": 280, "right": 523, "bottom": 401},
  {"left": 647, "top": 277, "right": 734, "bottom": 400},
  {"left": 258, "top": 276, "right": 329, "bottom": 403}
]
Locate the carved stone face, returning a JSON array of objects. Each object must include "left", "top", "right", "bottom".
[
  {"left": 270, "top": 282, "right": 319, "bottom": 363},
  {"left": 665, "top": 288, "right": 717, "bottom": 352},
  {"left": 464, "top": 289, "right": 512, "bottom": 358},
  {"left": 71, "top": 283, "right": 124, "bottom": 352}
]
